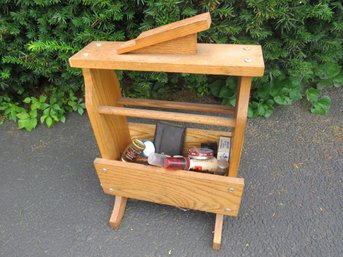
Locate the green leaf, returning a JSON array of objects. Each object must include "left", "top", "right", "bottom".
[
  {"left": 306, "top": 88, "right": 320, "bottom": 103},
  {"left": 310, "top": 96, "right": 331, "bottom": 115},
  {"left": 248, "top": 106, "right": 254, "bottom": 118},
  {"left": 46, "top": 117, "right": 53, "bottom": 127},
  {"left": 323, "top": 63, "right": 341, "bottom": 79},
  {"left": 39, "top": 95, "right": 47, "bottom": 102},
  {"left": 17, "top": 112, "right": 30, "bottom": 119},
  {"left": 289, "top": 90, "right": 302, "bottom": 101},
  {"left": 77, "top": 107, "right": 84, "bottom": 115},
  {"left": 28, "top": 119, "right": 37, "bottom": 130},
  {"left": 40, "top": 115, "right": 47, "bottom": 123},
  {"left": 18, "top": 118, "right": 37, "bottom": 132},
  {"left": 333, "top": 74, "right": 343, "bottom": 87},
  {"left": 225, "top": 77, "right": 236, "bottom": 89},
  {"left": 18, "top": 119, "right": 26, "bottom": 129},
  {"left": 209, "top": 80, "right": 224, "bottom": 97},
  {"left": 228, "top": 96, "right": 236, "bottom": 107},
  {"left": 29, "top": 109, "right": 38, "bottom": 118},
  {"left": 60, "top": 116, "right": 66, "bottom": 123},
  {"left": 263, "top": 108, "right": 273, "bottom": 118},
  {"left": 219, "top": 87, "right": 230, "bottom": 99},
  {"left": 257, "top": 103, "right": 265, "bottom": 115},
  {"left": 317, "top": 79, "right": 333, "bottom": 89},
  {"left": 274, "top": 95, "right": 292, "bottom": 105},
  {"left": 52, "top": 104, "right": 62, "bottom": 111},
  {"left": 23, "top": 97, "right": 31, "bottom": 103},
  {"left": 41, "top": 103, "right": 49, "bottom": 109}
]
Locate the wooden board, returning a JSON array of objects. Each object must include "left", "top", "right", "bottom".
[
  {"left": 116, "top": 12, "right": 210, "bottom": 54},
  {"left": 69, "top": 42, "right": 265, "bottom": 77},
  {"left": 229, "top": 77, "right": 252, "bottom": 177},
  {"left": 94, "top": 158, "right": 244, "bottom": 216},
  {"left": 83, "top": 69, "right": 131, "bottom": 160},
  {"left": 128, "top": 122, "right": 231, "bottom": 155},
  {"left": 97, "top": 106, "right": 235, "bottom": 127},
  {"left": 130, "top": 34, "right": 197, "bottom": 55},
  {"left": 117, "top": 97, "right": 235, "bottom": 114}
]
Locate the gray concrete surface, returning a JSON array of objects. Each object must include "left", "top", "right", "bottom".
[{"left": 0, "top": 89, "right": 342, "bottom": 257}]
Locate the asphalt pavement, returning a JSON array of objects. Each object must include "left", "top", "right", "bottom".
[{"left": 0, "top": 88, "right": 342, "bottom": 257}]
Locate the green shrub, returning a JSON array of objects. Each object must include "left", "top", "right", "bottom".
[{"left": 1, "top": 0, "right": 342, "bottom": 130}]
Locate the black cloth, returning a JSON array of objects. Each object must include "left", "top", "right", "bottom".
[{"left": 153, "top": 121, "right": 185, "bottom": 156}]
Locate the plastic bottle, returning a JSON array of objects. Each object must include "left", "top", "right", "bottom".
[
  {"left": 215, "top": 160, "right": 229, "bottom": 175},
  {"left": 189, "top": 158, "right": 218, "bottom": 173},
  {"left": 163, "top": 157, "right": 190, "bottom": 170},
  {"left": 148, "top": 153, "right": 166, "bottom": 167}
]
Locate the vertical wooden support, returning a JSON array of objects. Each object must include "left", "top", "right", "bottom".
[
  {"left": 213, "top": 214, "right": 224, "bottom": 250},
  {"left": 212, "top": 76, "right": 252, "bottom": 250},
  {"left": 229, "top": 77, "right": 252, "bottom": 177},
  {"left": 83, "top": 69, "right": 131, "bottom": 229}
]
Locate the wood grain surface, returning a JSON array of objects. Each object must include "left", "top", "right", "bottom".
[
  {"left": 117, "top": 97, "right": 235, "bottom": 114},
  {"left": 116, "top": 12, "right": 210, "bottom": 54},
  {"left": 97, "top": 106, "right": 236, "bottom": 127},
  {"left": 69, "top": 42, "right": 264, "bottom": 76},
  {"left": 94, "top": 158, "right": 244, "bottom": 216}
]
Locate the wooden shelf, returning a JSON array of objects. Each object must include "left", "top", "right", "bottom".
[{"left": 69, "top": 42, "right": 264, "bottom": 76}]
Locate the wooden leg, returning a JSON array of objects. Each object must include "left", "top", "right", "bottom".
[
  {"left": 213, "top": 214, "right": 224, "bottom": 250},
  {"left": 109, "top": 196, "right": 128, "bottom": 229},
  {"left": 229, "top": 76, "right": 252, "bottom": 177}
]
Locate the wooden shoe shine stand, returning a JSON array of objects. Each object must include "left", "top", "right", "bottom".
[{"left": 69, "top": 13, "right": 264, "bottom": 250}]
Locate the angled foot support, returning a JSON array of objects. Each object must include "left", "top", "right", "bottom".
[{"left": 109, "top": 196, "right": 128, "bottom": 229}]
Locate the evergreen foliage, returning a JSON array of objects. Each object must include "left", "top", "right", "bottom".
[{"left": 0, "top": 0, "right": 342, "bottom": 130}]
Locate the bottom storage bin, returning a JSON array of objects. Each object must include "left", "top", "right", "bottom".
[{"left": 94, "top": 158, "right": 244, "bottom": 216}]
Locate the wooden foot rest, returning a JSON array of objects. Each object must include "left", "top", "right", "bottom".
[{"left": 94, "top": 158, "right": 244, "bottom": 216}]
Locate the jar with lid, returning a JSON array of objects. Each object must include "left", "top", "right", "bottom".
[{"left": 121, "top": 139, "right": 145, "bottom": 162}]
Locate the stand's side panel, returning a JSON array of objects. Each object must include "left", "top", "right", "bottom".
[
  {"left": 83, "top": 69, "right": 131, "bottom": 230},
  {"left": 228, "top": 76, "right": 252, "bottom": 177},
  {"left": 83, "top": 69, "right": 131, "bottom": 159}
]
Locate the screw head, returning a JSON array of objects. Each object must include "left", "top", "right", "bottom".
[
  {"left": 225, "top": 208, "right": 231, "bottom": 212},
  {"left": 228, "top": 187, "right": 234, "bottom": 192},
  {"left": 109, "top": 188, "right": 113, "bottom": 192},
  {"left": 244, "top": 58, "right": 252, "bottom": 63},
  {"left": 96, "top": 43, "right": 102, "bottom": 47},
  {"left": 102, "top": 168, "right": 107, "bottom": 173},
  {"left": 82, "top": 52, "right": 89, "bottom": 57},
  {"left": 243, "top": 47, "right": 251, "bottom": 51}
]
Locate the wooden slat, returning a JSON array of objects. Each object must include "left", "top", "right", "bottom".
[
  {"left": 94, "top": 158, "right": 244, "bottom": 216},
  {"left": 229, "top": 77, "right": 252, "bottom": 177},
  {"left": 98, "top": 106, "right": 236, "bottom": 127},
  {"left": 128, "top": 122, "right": 231, "bottom": 155},
  {"left": 116, "top": 13, "right": 210, "bottom": 54},
  {"left": 69, "top": 42, "right": 265, "bottom": 77},
  {"left": 117, "top": 97, "right": 235, "bottom": 115},
  {"left": 131, "top": 34, "right": 197, "bottom": 55}
]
